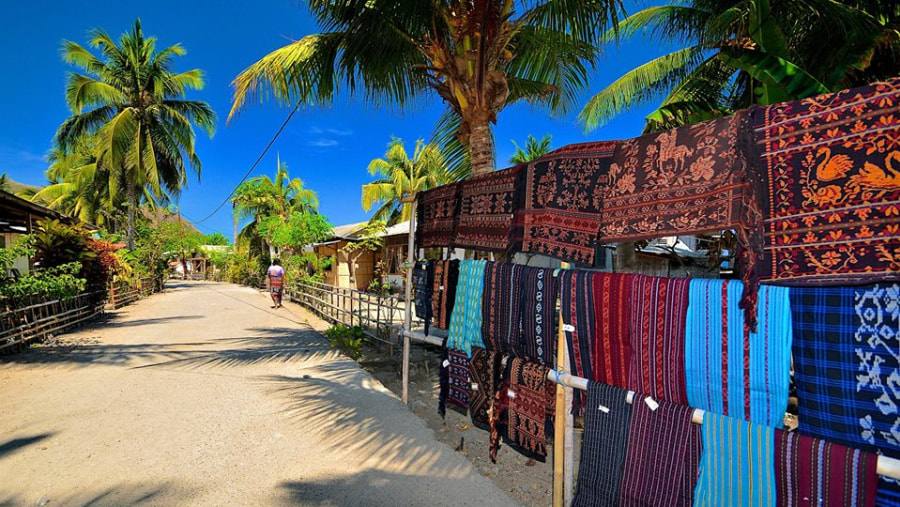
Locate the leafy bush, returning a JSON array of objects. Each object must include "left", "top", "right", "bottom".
[
  {"left": 31, "top": 219, "right": 96, "bottom": 269},
  {"left": 0, "top": 262, "right": 86, "bottom": 305},
  {"left": 323, "top": 324, "right": 368, "bottom": 361}
]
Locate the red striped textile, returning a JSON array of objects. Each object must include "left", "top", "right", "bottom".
[{"left": 627, "top": 275, "right": 690, "bottom": 404}]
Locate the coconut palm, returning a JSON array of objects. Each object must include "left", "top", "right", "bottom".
[
  {"left": 362, "top": 138, "right": 451, "bottom": 225},
  {"left": 580, "top": 0, "right": 900, "bottom": 132},
  {"left": 231, "top": 155, "right": 319, "bottom": 255},
  {"left": 510, "top": 134, "right": 552, "bottom": 164},
  {"left": 228, "top": 0, "right": 622, "bottom": 177},
  {"left": 54, "top": 19, "right": 216, "bottom": 248}
]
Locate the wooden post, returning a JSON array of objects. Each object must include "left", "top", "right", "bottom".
[
  {"left": 553, "top": 261, "right": 571, "bottom": 507},
  {"left": 401, "top": 198, "right": 417, "bottom": 405}
]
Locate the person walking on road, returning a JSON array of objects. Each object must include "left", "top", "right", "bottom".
[{"left": 267, "top": 259, "right": 286, "bottom": 309}]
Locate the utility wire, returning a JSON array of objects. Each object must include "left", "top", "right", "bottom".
[{"left": 192, "top": 102, "right": 302, "bottom": 224}]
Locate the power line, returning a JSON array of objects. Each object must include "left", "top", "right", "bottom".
[{"left": 192, "top": 102, "right": 302, "bottom": 224}]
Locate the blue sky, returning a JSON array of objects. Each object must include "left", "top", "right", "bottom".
[{"left": 0, "top": 0, "right": 670, "bottom": 238}]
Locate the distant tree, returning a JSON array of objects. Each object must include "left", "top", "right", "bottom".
[
  {"left": 202, "top": 232, "right": 230, "bottom": 246},
  {"left": 340, "top": 221, "right": 385, "bottom": 290},
  {"left": 54, "top": 19, "right": 216, "bottom": 249},
  {"left": 510, "top": 134, "right": 553, "bottom": 164},
  {"left": 362, "top": 138, "right": 451, "bottom": 225}
]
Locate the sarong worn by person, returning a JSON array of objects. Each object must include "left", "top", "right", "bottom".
[{"left": 267, "top": 259, "right": 285, "bottom": 309}]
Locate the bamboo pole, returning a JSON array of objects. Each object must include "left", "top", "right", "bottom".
[{"left": 401, "top": 199, "right": 417, "bottom": 405}]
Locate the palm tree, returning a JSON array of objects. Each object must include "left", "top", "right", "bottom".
[
  {"left": 231, "top": 155, "right": 319, "bottom": 256},
  {"left": 510, "top": 134, "right": 552, "bottom": 164},
  {"left": 228, "top": 0, "right": 622, "bottom": 177},
  {"left": 54, "top": 19, "right": 216, "bottom": 248},
  {"left": 362, "top": 138, "right": 450, "bottom": 225},
  {"left": 580, "top": 0, "right": 900, "bottom": 132}
]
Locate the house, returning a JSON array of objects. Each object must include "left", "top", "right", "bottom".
[
  {"left": 312, "top": 220, "right": 412, "bottom": 291},
  {"left": 0, "top": 190, "right": 69, "bottom": 276}
]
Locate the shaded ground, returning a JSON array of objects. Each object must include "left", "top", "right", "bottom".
[{"left": 0, "top": 281, "right": 519, "bottom": 506}]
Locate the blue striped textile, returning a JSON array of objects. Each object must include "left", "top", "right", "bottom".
[
  {"left": 447, "top": 259, "right": 487, "bottom": 356},
  {"left": 791, "top": 284, "right": 900, "bottom": 507},
  {"left": 693, "top": 412, "right": 776, "bottom": 507},
  {"left": 685, "top": 280, "right": 792, "bottom": 427}
]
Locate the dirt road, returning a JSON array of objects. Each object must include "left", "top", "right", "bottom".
[{"left": 0, "top": 281, "right": 520, "bottom": 506}]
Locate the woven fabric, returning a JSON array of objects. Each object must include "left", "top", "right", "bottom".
[
  {"left": 791, "top": 283, "right": 900, "bottom": 506},
  {"left": 446, "top": 348, "right": 470, "bottom": 414},
  {"left": 447, "top": 260, "right": 487, "bottom": 356},
  {"left": 481, "top": 262, "right": 524, "bottom": 353},
  {"left": 693, "top": 412, "right": 777, "bottom": 507},
  {"left": 573, "top": 382, "right": 632, "bottom": 507},
  {"left": 490, "top": 369, "right": 510, "bottom": 463},
  {"left": 412, "top": 260, "right": 433, "bottom": 335},
  {"left": 515, "top": 266, "right": 558, "bottom": 367},
  {"left": 620, "top": 396, "right": 701, "bottom": 507},
  {"left": 686, "top": 280, "right": 792, "bottom": 427},
  {"left": 513, "top": 141, "right": 618, "bottom": 265},
  {"left": 454, "top": 166, "right": 524, "bottom": 252},
  {"left": 416, "top": 183, "right": 460, "bottom": 249},
  {"left": 628, "top": 275, "right": 690, "bottom": 404},
  {"left": 749, "top": 77, "right": 900, "bottom": 285},
  {"left": 775, "top": 429, "right": 879, "bottom": 507},
  {"left": 506, "top": 358, "right": 555, "bottom": 461},
  {"left": 468, "top": 347, "right": 500, "bottom": 431},
  {"left": 431, "top": 259, "right": 459, "bottom": 330}
]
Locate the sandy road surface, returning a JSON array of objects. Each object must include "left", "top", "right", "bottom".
[{"left": 0, "top": 281, "right": 520, "bottom": 506}]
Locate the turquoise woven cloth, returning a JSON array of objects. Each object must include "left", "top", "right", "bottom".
[
  {"left": 685, "top": 280, "right": 792, "bottom": 427},
  {"left": 447, "top": 260, "right": 487, "bottom": 356},
  {"left": 693, "top": 412, "right": 776, "bottom": 507}
]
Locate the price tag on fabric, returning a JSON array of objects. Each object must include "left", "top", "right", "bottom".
[
  {"left": 439, "top": 285, "right": 444, "bottom": 291},
  {"left": 644, "top": 396, "right": 659, "bottom": 411},
  {"left": 598, "top": 405, "right": 610, "bottom": 414},
  {"left": 562, "top": 324, "right": 575, "bottom": 333},
  {"left": 442, "top": 360, "right": 450, "bottom": 368},
  {"left": 471, "top": 383, "right": 479, "bottom": 391},
  {"left": 507, "top": 389, "right": 516, "bottom": 399}
]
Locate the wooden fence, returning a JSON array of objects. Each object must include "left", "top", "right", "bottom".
[
  {"left": 285, "top": 281, "right": 423, "bottom": 346},
  {"left": 107, "top": 277, "right": 158, "bottom": 310},
  {"left": 0, "top": 291, "right": 106, "bottom": 353}
]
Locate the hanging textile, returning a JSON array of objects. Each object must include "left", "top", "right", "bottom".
[
  {"left": 411, "top": 260, "right": 433, "bottom": 335},
  {"left": 573, "top": 382, "right": 632, "bottom": 507},
  {"left": 468, "top": 347, "right": 500, "bottom": 431},
  {"left": 775, "top": 429, "right": 879, "bottom": 507},
  {"left": 481, "top": 262, "right": 524, "bottom": 353},
  {"left": 620, "top": 396, "right": 701, "bottom": 507},
  {"left": 693, "top": 412, "right": 776, "bottom": 507},
  {"left": 506, "top": 358, "right": 555, "bottom": 461},
  {"left": 628, "top": 275, "right": 690, "bottom": 404},
  {"left": 749, "top": 77, "right": 900, "bottom": 285},
  {"left": 446, "top": 348, "right": 470, "bottom": 414},
  {"left": 791, "top": 283, "right": 900, "bottom": 506},
  {"left": 454, "top": 166, "right": 524, "bottom": 252},
  {"left": 559, "top": 270, "right": 634, "bottom": 415},
  {"left": 431, "top": 259, "right": 459, "bottom": 330},
  {"left": 515, "top": 266, "right": 558, "bottom": 367},
  {"left": 602, "top": 111, "right": 761, "bottom": 293},
  {"left": 416, "top": 182, "right": 460, "bottom": 249},
  {"left": 447, "top": 259, "right": 487, "bottom": 356},
  {"left": 512, "top": 141, "right": 618, "bottom": 265},
  {"left": 685, "top": 280, "right": 792, "bottom": 427},
  {"left": 489, "top": 365, "right": 510, "bottom": 463}
]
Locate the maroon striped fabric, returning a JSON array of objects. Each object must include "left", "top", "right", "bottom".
[
  {"left": 627, "top": 275, "right": 690, "bottom": 404},
  {"left": 620, "top": 396, "right": 701, "bottom": 507},
  {"left": 775, "top": 430, "right": 879, "bottom": 507}
]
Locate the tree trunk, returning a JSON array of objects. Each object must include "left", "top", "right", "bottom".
[
  {"left": 615, "top": 242, "right": 638, "bottom": 273},
  {"left": 126, "top": 183, "right": 136, "bottom": 250},
  {"left": 468, "top": 119, "right": 495, "bottom": 177}
]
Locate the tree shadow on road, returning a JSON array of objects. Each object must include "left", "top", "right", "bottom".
[
  {"left": 0, "top": 432, "right": 53, "bottom": 460},
  {"left": 0, "top": 481, "right": 190, "bottom": 507}
]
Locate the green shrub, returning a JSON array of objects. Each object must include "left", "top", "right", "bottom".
[
  {"left": 0, "top": 262, "right": 87, "bottom": 306},
  {"left": 323, "top": 324, "right": 368, "bottom": 361}
]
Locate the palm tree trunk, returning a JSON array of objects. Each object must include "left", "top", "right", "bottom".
[
  {"left": 127, "top": 183, "right": 136, "bottom": 250},
  {"left": 469, "top": 119, "right": 495, "bottom": 177}
]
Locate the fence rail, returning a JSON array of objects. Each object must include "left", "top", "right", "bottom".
[
  {"left": 285, "top": 281, "right": 423, "bottom": 346},
  {"left": 108, "top": 277, "right": 158, "bottom": 310},
  {"left": 0, "top": 291, "right": 106, "bottom": 353}
]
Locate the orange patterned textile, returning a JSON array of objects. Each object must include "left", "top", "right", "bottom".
[{"left": 750, "top": 77, "right": 900, "bottom": 284}]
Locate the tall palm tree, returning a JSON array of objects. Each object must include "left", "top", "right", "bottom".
[
  {"left": 510, "top": 134, "right": 552, "bottom": 164},
  {"left": 362, "top": 138, "right": 450, "bottom": 225},
  {"left": 228, "top": 0, "right": 622, "bottom": 177},
  {"left": 231, "top": 155, "right": 319, "bottom": 256},
  {"left": 580, "top": 0, "right": 900, "bottom": 132},
  {"left": 54, "top": 19, "right": 216, "bottom": 248}
]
